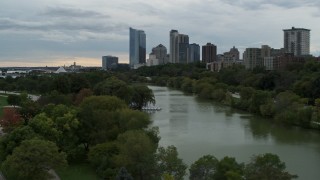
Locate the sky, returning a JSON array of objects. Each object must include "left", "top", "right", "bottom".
[{"left": 0, "top": 0, "right": 319, "bottom": 67}]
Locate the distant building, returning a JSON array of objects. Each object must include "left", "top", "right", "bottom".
[
  {"left": 284, "top": 27, "right": 310, "bottom": 56},
  {"left": 147, "top": 53, "right": 159, "bottom": 66},
  {"left": 223, "top": 46, "right": 240, "bottom": 62},
  {"left": 55, "top": 67, "right": 67, "bottom": 74},
  {"left": 188, "top": 43, "right": 200, "bottom": 63},
  {"left": 130, "top": 27, "right": 146, "bottom": 68},
  {"left": 243, "top": 48, "right": 262, "bottom": 70},
  {"left": 202, "top": 43, "right": 217, "bottom": 63},
  {"left": 169, "top": 30, "right": 189, "bottom": 63},
  {"left": 152, "top": 44, "right": 168, "bottom": 64},
  {"left": 102, "top": 56, "right": 118, "bottom": 70}
]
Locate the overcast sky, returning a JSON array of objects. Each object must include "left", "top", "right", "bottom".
[{"left": 0, "top": 0, "right": 319, "bottom": 67}]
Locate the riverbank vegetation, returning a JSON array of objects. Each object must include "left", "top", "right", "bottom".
[
  {"left": 0, "top": 68, "right": 301, "bottom": 179},
  {"left": 135, "top": 61, "right": 320, "bottom": 130}
]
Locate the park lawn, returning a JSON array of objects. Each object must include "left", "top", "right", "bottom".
[
  {"left": 56, "top": 163, "right": 100, "bottom": 180},
  {"left": 0, "top": 96, "right": 8, "bottom": 117}
]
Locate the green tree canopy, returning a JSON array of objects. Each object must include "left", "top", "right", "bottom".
[
  {"left": 189, "top": 155, "right": 218, "bottom": 180},
  {"left": 245, "top": 153, "right": 298, "bottom": 180},
  {"left": 2, "top": 138, "right": 67, "bottom": 180},
  {"left": 156, "top": 145, "right": 187, "bottom": 180}
]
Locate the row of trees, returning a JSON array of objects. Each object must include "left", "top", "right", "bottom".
[
  {"left": 138, "top": 62, "right": 320, "bottom": 130},
  {"left": 0, "top": 69, "right": 300, "bottom": 179}
]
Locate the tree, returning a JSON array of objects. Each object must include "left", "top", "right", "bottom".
[
  {"left": 189, "top": 155, "right": 218, "bottom": 180},
  {"left": 1, "top": 138, "right": 67, "bottom": 180},
  {"left": 78, "top": 96, "right": 128, "bottom": 149},
  {"left": 213, "top": 156, "right": 244, "bottom": 180},
  {"left": 0, "top": 126, "right": 37, "bottom": 161},
  {"left": 116, "top": 167, "right": 133, "bottom": 180},
  {"left": 156, "top": 145, "right": 187, "bottom": 179},
  {"left": 114, "top": 130, "right": 157, "bottom": 180},
  {"left": 73, "top": 88, "right": 93, "bottom": 105},
  {"left": 245, "top": 153, "right": 298, "bottom": 180},
  {"left": 53, "top": 75, "right": 71, "bottom": 94},
  {"left": 7, "top": 94, "right": 21, "bottom": 106},
  {"left": 93, "top": 77, "right": 133, "bottom": 104},
  {"left": 130, "top": 85, "right": 155, "bottom": 110},
  {"left": 88, "top": 142, "right": 119, "bottom": 178},
  {"left": 0, "top": 106, "right": 22, "bottom": 132}
]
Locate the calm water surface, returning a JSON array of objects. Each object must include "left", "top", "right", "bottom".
[{"left": 149, "top": 86, "right": 320, "bottom": 180}]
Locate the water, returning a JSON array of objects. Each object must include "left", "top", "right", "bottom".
[{"left": 149, "top": 86, "right": 320, "bottom": 180}]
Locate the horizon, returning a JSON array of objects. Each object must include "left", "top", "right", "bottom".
[{"left": 1, "top": 0, "right": 319, "bottom": 66}]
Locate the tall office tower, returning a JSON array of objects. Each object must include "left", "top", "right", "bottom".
[
  {"left": 152, "top": 44, "right": 168, "bottom": 64},
  {"left": 188, "top": 43, "right": 200, "bottom": 63},
  {"left": 102, "top": 55, "right": 118, "bottom": 70},
  {"left": 202, "top": 43, "right": 217, "bottom": 63},
  {"left": 243, "top": 48, "right": 262, "bottom": 70},
  {"left": 283, "top": 27, "right": 310, "bottom": 56},
  {"left": 169, "top": 30, "right": 189, "bottom": 63},
  {"left": 129, "top": 27, "right": 146, "bottom": 68}
]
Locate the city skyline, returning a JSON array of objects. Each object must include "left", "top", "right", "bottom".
[{"left": 0, "top": 0, "right": 320, "bottom": 66}]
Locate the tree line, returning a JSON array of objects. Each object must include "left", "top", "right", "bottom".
[
  {"left": 0, "top": 69, "right": 299, "bottom": 179},
  {"left": 135, "top": 61, "right": 320, "bottom": 130}
]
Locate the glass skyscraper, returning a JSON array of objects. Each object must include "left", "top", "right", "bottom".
[{"left": 129, "top": 27, "right": 146, "bottom": 68}]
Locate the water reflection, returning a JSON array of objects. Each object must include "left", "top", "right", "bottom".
[{"left": 149, "top": 85, "right": 320, "bottom": 180}]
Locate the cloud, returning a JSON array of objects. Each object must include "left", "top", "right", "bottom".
[
  {"left": 0, "top": 6, "right": 129, "bottom": 43},
  {"left": 222, "top": 0, "right": 319, "bottom": 10},
  {"left": 41, "top": 6, "right": 110, "bottom": 18}
]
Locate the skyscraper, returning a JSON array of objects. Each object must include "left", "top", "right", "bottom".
[
  {"left": 202, "top": 43, "right": 217, "bottom": 63},
  {"left": 169, "top": 30, "right": 189, "bottom": 63},
  {"left": 283, "top": 27, "right": 310, "bottom": 56},
  {"left": 188, "top": 43, "right": 200, "bottom": 63},
  {"left": 129, "top": 27, "right": 146, "bottom": 67}
]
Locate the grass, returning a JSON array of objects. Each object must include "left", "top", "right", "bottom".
[
  {"left": 56, "top": 163, "right": 100, "bottom": 180},
  {"left": 0, "top": 96, "right": 8, "bottom": 118}
]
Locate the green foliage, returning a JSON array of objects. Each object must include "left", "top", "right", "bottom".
[
  {"left": 0, "top": 126, "right": 37, "bottom": 161},
  {"left": 7, "top": 94, "right": 21, "bottom": 106},
  {"left": 93, "top": 76, "right": 133, "bottom": 103},
  {"left": 53, "top": 75, "right": 71, "bottom": 94},
  {"left": 88, "top": 142, "right": 119, "bottom": 178},
  {"left": 114, "top": 130, "right": 157, "bottom": 179},
  {"left": 244, "top": 153, "right": 298, "bottom": 180},
  {"left": 189, "top": 155, "right": 218, "bottom": 180},
  {"left": 156, "top": 145, "right": 188, "bottom": 179},
  {"left": 2, "top": 138, "right": 67, "bottom": 180},
  {"left": 130, "top": 84, "right": 155, "bottom": 110},
  {"left": 213, "top": 156, "right": 244, "bottom": 180}
]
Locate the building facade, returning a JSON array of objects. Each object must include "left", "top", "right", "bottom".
[
  {"left": 188, "top": 43, "right": 200, "bottom": 63},
  {"left": 169, "top": 30, "right": 189, "bottom": 63},
  {"left": 202, "top": 43, "right": 217, "bottom": 63},
  {"left": 152, "top": 44, "right": 168, "bottom": 65},
  {"left": 243, "top": 48, "right": 262, "bottom": 70},
  {"left": 283, "top": 27, "right": 310, "bottom": 56},
  {"left": 102, "top": 56, "right": 118, "bottom": 70},
  {"left": 129, "top": 27, "right": 146, "bottom": 68}
]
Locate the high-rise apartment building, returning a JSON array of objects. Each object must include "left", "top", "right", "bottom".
[
  {"left": 243, "top": 48, "right": 262, "bottom": 70},
  {"left": 283, "top": 27, "right": 310, "bottom": 56},
  {"left": 129, "top": 27, "right": 146, "bottom": 68},
  {"left": 188, "top": 43, "right": 200, "bottom": 63},
  {"left": 202, "top": 43, "right": 217, "bottom": 63},
  {"left": 102, "top": 56, "right": 118, "bottom": 70},
  {"left": 170, "top": 30, "right": 189, "bottom": 63},
  {"left": 152, "top": 44, "right": 168, "bottom": 64}
]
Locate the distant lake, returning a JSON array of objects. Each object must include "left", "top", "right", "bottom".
[{"left": 150, "top": 86, "right": 320, "bottom": 180}]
